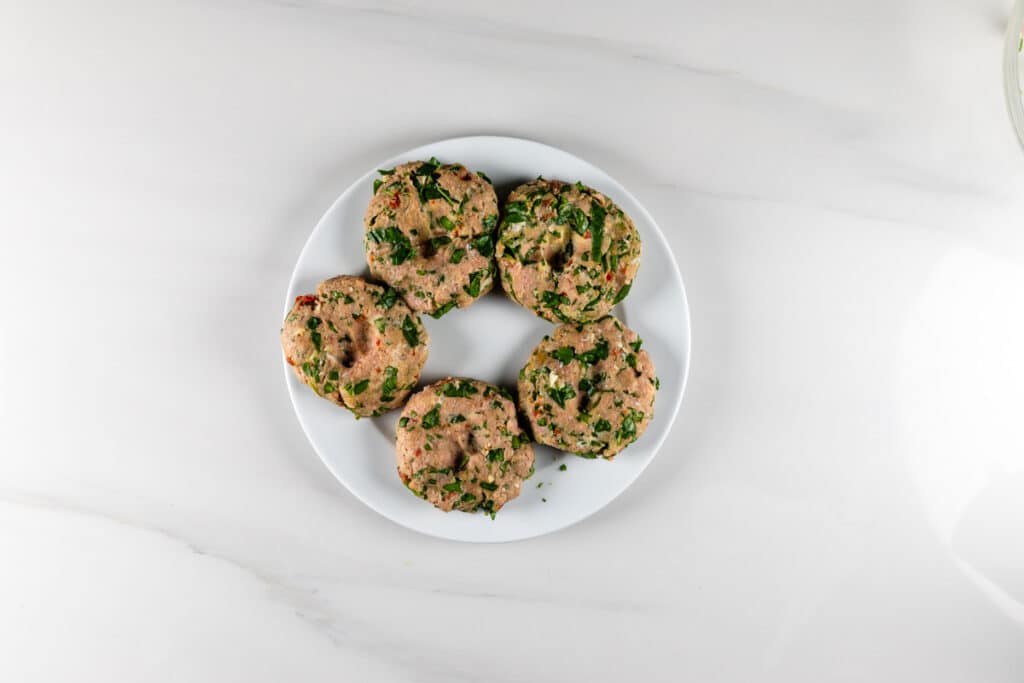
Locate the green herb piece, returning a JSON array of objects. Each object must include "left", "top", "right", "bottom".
[
  {"left": 615, "top": 410, "right": 642, "bottom": 442},
  {"left": 430, "top": 300, "right": 457, "bottom": 318},
  {"left": 367, "top": 227, "right": 414, "bottom": 265},
  {"left": 593, "top": 418, "right": 612, "bottom": 433},
  {"left": 472, "top": 234, "right": 493, "bottom": 256},
  {"left": 536, "top": 482, "right": 543, "bottom": 489},
  {"left": 612, "top": 283, "right": 632, "bottom": 305},
  {"left": 438, "top": 215, "right": 456, "bottom": 231},
  {"left": 477, "top": 171, "right": 493, "bottom": 184},
  {"left": 546, "top": 384, "right": 577, "bottom": 409},
  {"left": 398, "top": 417, "right": 409, "bottom": 429},
  {"left": 484, "top": 385, "right": 513, "bottom": 401},
  {"left": 589, "top": 201, "right": 606, "bottom": 260},
  {"left": 487, "top": 448, "right": 504, "bottom": 463},
  {"left": 322, "top": 381, "right": 336, "bottom": 394},
  {"left": 463, "top": 270, "right": 485, "bottom": 298},
  {"left": 630, "top": 338, "right": 643, "bottom": 352},
  {"left": 306, "top": 316, "right": 321, "bottom": 330},
  {"left": 551, "top": 346, "right": 575, "bottom": 364},
  {"left": 373, "top": 178, "right": 383, "bottom": 194},
  {"left": 482, "top": 214, "right": 497, "bottom": 230},
  {"left": 376, "top": 287, "right": 398, "bottom": 309},
  {"left": 626, "top": 353, "right": 637, "bottom": 369},
  {"left": 328, "top": 370, "right": 340, "bottom": 381},
  {"left": 380, "top": 366, "right": 398, "bottom": 400},
  {"left": 310, "top": 330, "right": 322, "bottom": 351},
  {"left": 503, "top": 200, "right": 530, "bottom": 224},
  {"left": 430, "top": 235, "right": 452, "bottom": 250},
  {"left": 577, "top": 339, "right": 609, "bottom": 366},
  {"left": 450, "top": 248, "right": 465, "bottom": 264},
  {"left": 441, "top": 380, "right": 479, "bottom": 398},
  {"left": 442, "top": 480, "right": 462, "bottom": 493},
  {"left": 559, "top": 464, "right": 567, "bottom": 471},
  {"left": 449, "top": 414, "right": 466, "bottom": 424},
  {"left": 344, "top": 379, "right": 370, "bottom": 395},
  {"left": 480, "top": 481, "right": 498, "bottom": 491},
  {"left": 541, "top": 290, "right": 570, "bottom": 311},
  {"left": 378, "top": 168, "right": 395, "bottom": 175},
  {"left": 416, "top": 158, "right": 440, "bottom": 176},
  {"left": 460, "top": 492, "right": 476, "bottom": 504},
  {"left": 421, "top": 406, "right": 441, "bottom": 429},
  {"left": 401, "top": 316, "right": 420, "bottom": 347},
  {"left": 373, "top": 317, "right": 387, "bottom": 334}
]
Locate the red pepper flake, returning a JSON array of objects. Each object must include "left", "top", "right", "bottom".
[
  {"left": 375, "top": 339, "right": 382, "bottom": 347},
  {"left": 584, "top": 230, "right": 591, "bottom": 238},
  {"left": 606, "top": 272, "right": 613, "bottom": 281},
  {"left": 389, "top": 191, "right": 401, "bottom": 209},
  {"left": 295, "top": 294, "right": 316, "bottom": 306},
  {"left": 415, "top": 448, "right": 422, "bottom": 458},
  {"left": 285, "top": 356, "right": 296, "bottom": 366}
]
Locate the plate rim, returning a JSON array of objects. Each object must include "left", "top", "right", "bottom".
[{"left": 281, "top": 135, "right": 691, "bottom": 542}]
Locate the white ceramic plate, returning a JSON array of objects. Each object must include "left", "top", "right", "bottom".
[{"left": 282, "top": 136, "right": 690, "bottom": 542}]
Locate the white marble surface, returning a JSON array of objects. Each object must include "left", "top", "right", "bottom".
[{"left": 3, "top": 0, "right": 1024, "bottom": 680}]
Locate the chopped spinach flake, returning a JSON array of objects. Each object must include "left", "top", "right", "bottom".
[
  {"left": 612, "top": 283, "right": 632, "bottom": 305},
  {"left": 441, "top": 380, "right": 479, "bottom": 397},
  {"left": 546, "top": 384, "right": 577, "bottom": 409},
  {"left": 438, "top": 215, "right": 456, "bottom": 231},
  {"left": 589, "top": 201, "right": 606, "bottom": 260},
  {"left": 541, "top": 290, "right": 570, "bottom": 311},
  {"left": 551, "top": 346, "right": 575, "bottom": 364},
  {"left": 376, "top": 287, "right": 399, "bottom": 309},
  {"left": 430, "top": 235, "right": 452, "bottom": 250},
  {"left": 450, "top": 248, "right": 465, "bottom": 264},
  {"left": 380, "top": 366, "right": 398, "bottom": 399},
  {"left": 503, "top": 200, "right": 530, "bottom": 224},
  {"left": 367, "top": 226, "right": 414, "bottom": 265},
  {"left": 480, "top": 481, "right": 498, "bottom": 491},
  {"left": 421, "top": 406, "right": 441, "bottom": 429},
  {"left": 471, "top": 234, "right": 493, "bottom": 256},
  {"left": 463, "top": 270, "right": 485, "bottom": 297},
  {"left": 344, "top": 379, "right": 370, "bottom": 395},
  {"left": 401, "top": 316, "right": 420, "bottom": 347},
  {"left": 577, "top": 339, "right": 609, "bottom": 365},
  {"left": 429, "top": 300, "right": 457, "bottom": 318},
  {"left": 442, "top": 480, "right": 462, "bottom": 493}
]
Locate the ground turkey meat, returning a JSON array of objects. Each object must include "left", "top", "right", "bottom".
[
  {"left": 281, "top": 275, "right": 428, "bottom": 417},
  {"left": 365, "top": 159, "right": 499, "bottom": 317},
  {"left": 518, "top": 316, "right": 657, "bottom": 459},
  {"left": 496, "top": 179, "right": 640, "bottom": 324},
  {"left": 396, "top": 378, "right": 534, "bottom": 516}
]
